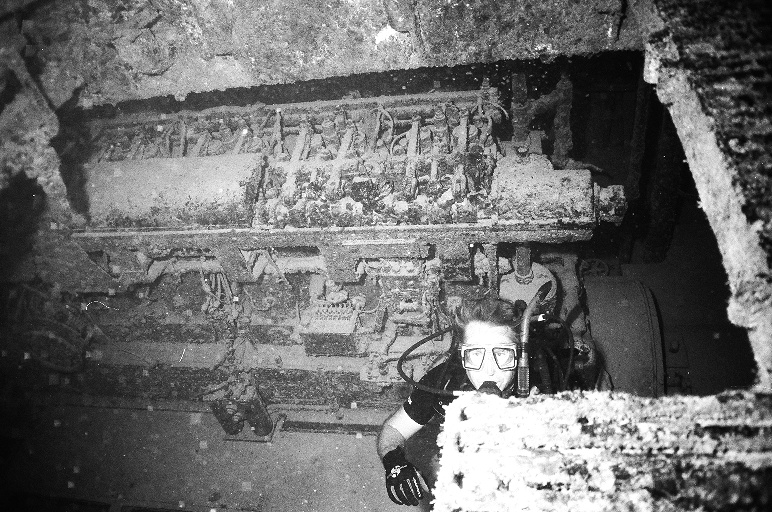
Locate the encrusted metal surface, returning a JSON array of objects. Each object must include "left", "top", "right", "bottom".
[
  {"left": 84, "top": 154, "right": 263, "bottom": 227},
  {"left": 77, "top": 86, "right": 622, "bottom": 242},
  {"left": 17, "top": 0, "right": 646, "bottom": 106},
  {"left": 435, "top": 391, "right": 772, "bottom": 512}
]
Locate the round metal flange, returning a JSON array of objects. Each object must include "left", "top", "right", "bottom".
[{"left": 583, "top": 276, "right": 664, "bottom": 397}]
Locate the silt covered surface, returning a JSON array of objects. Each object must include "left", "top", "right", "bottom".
[{"left": 20, "top": 0, "right": 645, "bottom": 107}]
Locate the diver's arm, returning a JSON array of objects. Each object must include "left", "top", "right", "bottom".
[
  {"left": 378, "top": 406, "right": 429, "bottom": 505},
  {"left": 377, "top": 406, "right": 424, "bottom": 458}
]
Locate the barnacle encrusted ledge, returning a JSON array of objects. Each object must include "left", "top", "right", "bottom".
[{"left": 434, "top": 391, "right": 772, "bottom": 512}]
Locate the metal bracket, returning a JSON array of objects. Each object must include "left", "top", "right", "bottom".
[{"left": 223, "top": 412, "right": 287, "bottom": 443}]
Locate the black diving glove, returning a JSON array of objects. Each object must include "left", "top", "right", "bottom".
[{"left": 382, "top": 446, "right": 425, "bottom": 506}]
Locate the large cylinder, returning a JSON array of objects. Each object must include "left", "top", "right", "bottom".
[
  {"left": 83, "top": 154, "right": 264, "bottom": 228},
  {"left": 490, "top": 154, "right": 624, "bottom": 226}
]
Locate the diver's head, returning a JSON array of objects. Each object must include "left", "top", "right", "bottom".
[{"left": 455, "top": 299, "right": 519, "bottom": 396}]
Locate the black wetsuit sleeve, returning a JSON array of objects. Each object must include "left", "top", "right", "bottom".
[{"left": 402, "top": 364, "right": 456, "bottom": 425}]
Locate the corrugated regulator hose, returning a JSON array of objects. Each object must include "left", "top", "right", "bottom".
[{"left": 517, "top": 281, "right": 553, "bottom": 397}]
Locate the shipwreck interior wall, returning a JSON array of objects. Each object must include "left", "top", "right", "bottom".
[{"left": 0, "top": 0, "right": 771, "bottom": 511}]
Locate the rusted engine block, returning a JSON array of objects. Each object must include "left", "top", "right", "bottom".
[
  {"left": 80, "top": 83, "right": 623, "bottom": 232},
  {"left": 40, "top": 82, "right": 627, "bottom": 392}
]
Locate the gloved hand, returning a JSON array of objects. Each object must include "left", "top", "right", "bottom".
[{"left": 382, "top": 446, "right": 426, "bottom": 506}]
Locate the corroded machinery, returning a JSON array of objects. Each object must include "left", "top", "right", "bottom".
[
  {"left": 5, "top": 80, "right": 651, "bottom": 426},
  {"left": 64, "top": 81, "right": 627, "bottom": 382}
]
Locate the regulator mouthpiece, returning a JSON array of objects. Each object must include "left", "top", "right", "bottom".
[{"left": 477, "top": 381, "right": 503, "bottom": 396}]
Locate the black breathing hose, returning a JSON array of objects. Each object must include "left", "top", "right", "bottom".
[
  {"left": 558, "top": 318, "right": 575, "bottom": 390},
  {"left": 535, "top": 313, "right": 575, "bottom": 391},
  {"left": 542, "top": 346, "right": 565, "bottom": 390},
  {"left": 396, "top": 327, "right": 458, "bottom": 397}
]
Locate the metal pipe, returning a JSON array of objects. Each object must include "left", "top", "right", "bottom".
[
  {"left": 91, "top": 91, "right": 492, "bottom": 131},
  {"left": 129, "top": 255, "right": 326, "bottom": 287},
  {"left": 515, "top": 245, "right": 532, "bottom": 283}
]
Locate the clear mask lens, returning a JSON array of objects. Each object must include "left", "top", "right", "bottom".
[
  {"left": 462, "top": 347, "right": 486, "bottom": 370},
  {"left": 492, "top": 347, "right": 516, "bottom": 369},
  {"left": 462, "top": 347, "right": 517, "bottom": 370}
]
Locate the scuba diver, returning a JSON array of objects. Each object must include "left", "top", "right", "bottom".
[{"left": 376, "top": 297, "right": 525, "bottom": 507}]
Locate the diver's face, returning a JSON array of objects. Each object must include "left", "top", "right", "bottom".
[{"left": 460, "top": 321, "right": 517, "bottom": 395}]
